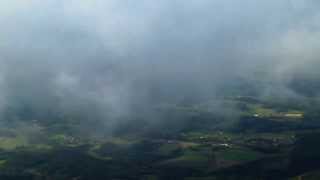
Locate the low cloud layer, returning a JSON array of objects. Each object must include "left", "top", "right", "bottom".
[{"left": 0, "top": 0, "right": 319, "bottom": 131}]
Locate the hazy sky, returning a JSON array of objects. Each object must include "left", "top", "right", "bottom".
[{"left": 0, "top": 0, "right": 319, "bottom": 128}]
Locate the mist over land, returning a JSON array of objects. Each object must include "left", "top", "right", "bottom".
[{"left": 0, "top": 1, "right": 320, "bottom": 179}]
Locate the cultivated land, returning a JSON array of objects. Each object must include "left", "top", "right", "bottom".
[{"left": 0, "top": 96, "right": 320, "bottom": 180}]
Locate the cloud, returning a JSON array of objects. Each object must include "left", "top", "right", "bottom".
[{"left": 0, "top": 0, "right": 318, "bottom": 131}]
